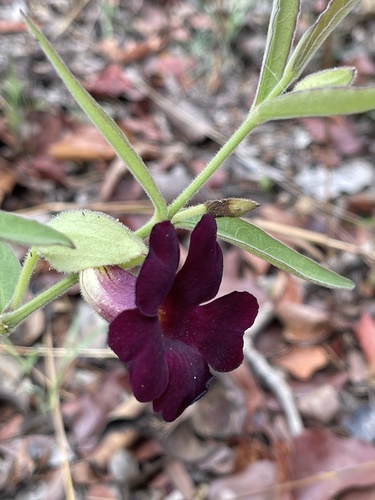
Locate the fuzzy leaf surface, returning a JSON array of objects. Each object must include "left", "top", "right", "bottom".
[
  {"left": 0, "top": 211, "right": 74, "bottom": 248},
  {"left": 257, "top": 86, "right": 375, "bottom": 121},
  {"left": 36, "top": 210, "right": 147, "bottom": 272},
  {"left": 0, "top": 243, "right": 21, "bottom": 312},
  {"left": 253, "top": 0, "right": 300, "bottom": 105},
  {"left": 284, "top": 0, "right": 359, "bottom": 83},
  {"left": 293, "top": 67, "right": 357, "bottom": 91},
  {"left": 177, "top": 217, "right": 354, "bottom": 290}
]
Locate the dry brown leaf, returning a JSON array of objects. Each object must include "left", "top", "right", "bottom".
[
  {"left": 354, "top": 310, "right": 375, "bottom": 373},
  {"left": 291, "top": 428, "right": 375, "bottom": 500},
  {"left": 274, "top": 346, "right": 330, "bottom": 381},
  {"left": 0, "top": 160, "right": 17, "bottom": 204},
  {"left": 71, "top": 460, "right": 106, "bottom": 486},
  {"left": 295, "top": 384, "right": 340, "bottom": 423},
  {"left": 86, "top": 483, "right": 120, "bottom": 500},
  {"left": 191, "top": 376, "right": 247, "bottom": 439},
  {"left": 89, "top": 430, "right": 139, "bottom": 472},
  {"left": 0, "top": 414, "right": 24, "bottom": 440},
  {"left": 162, "top": 419, "right": 218, "bottom": 463},
  {"left": 17, "top": 155, "right": 68, "bottom": 185},
  {"left": 62, "top": 369, "right": 128, "bottom": 453},
  {"left": 275, "top": 301, "right": 334, "bottom": 344},
  {"left": 99, "top": 36, "right": 168, "bottom": 64},
  {"left": 208, "top": 460, "right": 284, "bottom": 500},
  {"left": 165, "top": 459, "right": 195, "bottom": 500},
  {"left": 0, "top": 20, "right": 27, "bottom": 34},
  {"left": 229, "top": 364, "right": 265, "bottom": 416},
  {"left": 273, "top": 272, "right": 304, "bottom": 304},
  {"left": 48, "top": 125, "right": 115, "bottom": 161},
  {"left": 0, "top": 436, "right": 57, "bottom": 494},
  {"left": 84, "top": 64, "right": 144, "bottom": 100}
]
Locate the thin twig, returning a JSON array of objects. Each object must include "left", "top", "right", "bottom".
[
  {"left": 44, "top": 331, "right": 76, "bottom": 500},
  {"left": 244, "top": 303, "right": 304, "bottom": 436}
]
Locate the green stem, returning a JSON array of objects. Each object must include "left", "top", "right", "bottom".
[
  {"left": 134, "top": 215, "right": 159, "bottom": 240},
  {"left": 170, "top": 204, "right": 207, "bottom": 224},
  {"left": 258, "top": 71, "right": 293, "bottom": 104},
  {"left": 23, "top": 14, "right": 168, "bottom": 221},
  {"left": 0, "top": 274, "right": 79, "bottom": 334},
  {"left": 167, "top": 110, "right": 262, "bottom": 219},
  {"left": 8, "top": 248, "right": 38, "bottom": 311}
]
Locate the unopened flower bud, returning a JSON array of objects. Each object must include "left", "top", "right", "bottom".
[
  {"left": 80, "top": 266, "right": 136, "bottom": 322},
  {"left": 205, "top": 198, "right": 259, "bottom": 218}
]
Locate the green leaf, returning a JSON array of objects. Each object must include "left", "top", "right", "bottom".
[
  {"left": 253, "top": 0, "right": 300, "bottom": 106},
  {"left": 35, "top": 210, "right": 147, "bottom": 272},
  {"left": 293, "top": 67, "right": 357, "bottom": 91},
  {"left": 0, "top": 210, "right": 75, "bottom": 248},
  {"left": 0, "top": 242, "right": 21, "bottom": 312},
  {"left": 23, "top": 14, "right": 167, "bottom": 220},
  {"left": 257, "top": 86, "right": 375, "bottom": 121},
  {"left": 284, "top": 0, "right": 359, "bottom": 84},
  {"left": 177, "top": 217, "right": 354, "bottom": 290}
]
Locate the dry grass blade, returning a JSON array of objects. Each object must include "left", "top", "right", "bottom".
[
  {"left": 43, "top": 331, "right": 76, "bottom": 500},
  {"left": 0, "top": 343, "right": 117, "bottom": 359},
  {"left": 251, "top": 217, "right": 375, "bottom": 262}
]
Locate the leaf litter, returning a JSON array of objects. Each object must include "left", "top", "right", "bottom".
[{"left": 1, "top": 0, "right": 375, "bottom": 498}]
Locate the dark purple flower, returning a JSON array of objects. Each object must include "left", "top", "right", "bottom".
[{"left": 108, "top": 215, "right": 259, "bottom": 421}]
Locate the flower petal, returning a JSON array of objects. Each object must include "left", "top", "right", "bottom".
[
  {"left": 152, "top": 339, "right": 213, "bottom": 422},
  {"left": 80, "top": 266, "right": 136, "bottom": 322},
  {"left": 108, "top": 309, "right": 169, "bottom": 401},
  {"left": 136, "top": 221, "right": 180, "bottom": 317},
  {"left": 167, "top": 214, "right": 223, "bottom": 308},
  {"left": 162, "top": 291, "right": 259, "bottom": 372}
]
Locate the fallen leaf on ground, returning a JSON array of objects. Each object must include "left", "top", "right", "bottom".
[
  {"left": 275, "top": 301, "right": 334, "bottom": 344},
  {"left": 291, "top": 428, "right": 375, "bottom": 500},
  {"left": 0, "top": 159, "right": 17, "bottom": 203},
  {"left": 84, "top": 64, "right": 144, "bottom": 101},
  {"left": 274, "top": 345, "right": 330, "bottom": 381},
  {"left": 191, "top": 376, "right": 247, "bottom": 439},
  {"left": 295, "top": 384, "right": 340, "bottom": 423},
  {"left": 208, "top": 460, "right": 282, "bottom": 500},
  {"left": 48, "top": 125, "right": 116, "bottom": 161},
  {"left": 354, "top": 310, "right": 375, "bottom": 373}
]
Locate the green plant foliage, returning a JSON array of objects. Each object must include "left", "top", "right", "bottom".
[
  {"left": 283, "top": 0, "right": 359, "bottom": 86},
  {"left": 0, "top": 243, "right": 21, "bottom": 312},
  {"left": 0, "top": 211, "right": 74, "bottom": 248},
  {"left": 253, "top": 0, "right": 300, "bottom": 106},
  {"left": 35, "top": 210, "right": 147, "bottom": 273},
  {"left": 257, "top": 86, "right": 375, "bottom": 121},
  {"left": 293, "top": 67, "right": 357, "bottom": 91},
  {"left": 177, "top": 217, "right": 354, "bottom": 289},
  {"left": 23, "top": 13, "right": 167, "bottom": 219}
]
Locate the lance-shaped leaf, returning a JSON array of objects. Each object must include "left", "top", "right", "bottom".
[
  {"left": 0, "top": 243, "right": 21, "bottom": 312},
  {"left": 35, "top": 210, "right": 147, "bottom": 273},
  {"left": 293, "top": 67, "right": 357, "bottom": 91},
  {"left": 177, "top": 217, "right": 354, "bottom": 290},
  {"left": 257, "top": 87, "right": 375, "bottom": 122},
  {"left": 23, "top": 14, "right": 167, "bottom": 219},
  {"left": 253, "top": 0, "right": 300, "bottom": 106},
  {"left": 0, "top": 210, "right": 74, "bottom": 248},
  {"left": 283, "top": 0, "right": 359, "bottom": 85}
]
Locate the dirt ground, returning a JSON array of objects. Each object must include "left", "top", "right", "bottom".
[{"left": 1, "top": 0, "right": 375, "bottom": 498}]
